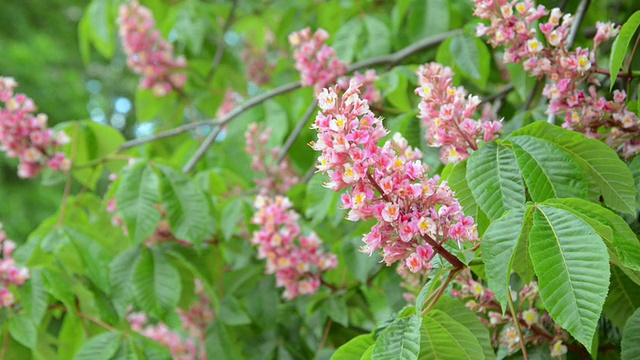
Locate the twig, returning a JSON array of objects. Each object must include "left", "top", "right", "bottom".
[
  {"left": 318, "top": 318, "right": 333, "bottom": 350},
  {"left": 205, "top": 0, "right": 238, "bottom": 84},
  {"left": 421, "top": 269, "right": 461, "bottom": 316},
  {"left": 77, "top": 311, "right": 118, "bottom": 333},
  {"left": 507, "top": 289, "right": 529, "bottom": 360},
  {"left": 481, "top": 84, "right": 514, "bottom": 104},
  {"left": 276, "top": 100, "right": 317, "bottom": 164},
  {"left": 301, "top": 166, "right": 316, "bottom": 184},
  {"left": 182, "top": 31, "right": 460, "bottom": 173},
  {"left": 119, "top": 120, "right": 220, "bottom": 151}
]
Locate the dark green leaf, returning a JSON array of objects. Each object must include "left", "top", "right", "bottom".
[
  {"left": 622, "top": 308, "right": 640, "bottom": 360},
  {"left": 610, "top": 11, "right": 640, "bottom": 89}
]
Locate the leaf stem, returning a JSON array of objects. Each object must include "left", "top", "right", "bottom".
[
  {"left": 420, "top": 268, "right": 461, "bottom": 316},
  {"left": 507, "top": 288, "right": 529, "bottom": 360},
  {"left": 318, "top": 318, "right": 333, "bottom": 350}
]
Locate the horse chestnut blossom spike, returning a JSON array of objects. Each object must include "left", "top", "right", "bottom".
[
  {"left": 0, "top": 77, "right": 71, "bottom": 178},
  {"left": 289, "top": 28, "right": 348, "bottom": 92},
  {"left": 118, "top": 2, "right": 187, "bottom": 97},
  {"left": 251, "top": 195, "right": 338, "bottom": 299},
  {"left": 311, "top": 80, "right": 477, "bottom": 272},
  {"left": 415, "top": 63, "right": 502, "bottom": 164},
  {"left": 0, "top": 223, "right": 30, "bottom": 308},
  {"left": 473, "top": 1, "right": 640, "bottom": 157}
]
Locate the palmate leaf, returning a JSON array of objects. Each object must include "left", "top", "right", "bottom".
[
  {"left": 466, "top": 142, "right": 526, "bottom": 220},
  {"left": 115, "top": 162, "right": 162, "bottom": 244},
  {"left": 509, "top": 136, "right": 588, "bottom": 202},
  {"left": 512, "top": 122, "right": 637, "bottom": 215},
  {"left": 529, "top": 205, "right": 609, "bottom": 350},
  {"left": 419, "top": 310, "right": 484, "bottom": 360},
  {"left": 372, "top": 315, "right": 421, "bottom": 360}
]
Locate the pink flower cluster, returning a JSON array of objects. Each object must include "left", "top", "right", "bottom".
[
  {"left": 337, "top": 70, "right": 382, "bottom": 105},
  {"left": 451, "top": 271, "right": 568, "bottom": 356},
  {"left": 474, "top": 1, "right": 640, "bottom": 157},
  {"left": 128, "top": 283, "right": 211, "bottom": 360},
  {"left": 245, "top": 122, "right": 299, "bottom": 195},
  {"left": 415, "top": 63, "right": 502, "bottom": 163},
  {"left": 311, "top": 81, "right": 478, "bottom": 273},
  {"left": 251, "top": 195, "right": 338, "bottom": 299},
  {"left": 0, "top": 77, "right": 70, "bottom": 178},
  {"left": 289, "top": 28, "right": 348, "bottom": 92},
  {"left": 118, "top": 2, "right": 187, "bottom": 97},
  {"left": 0, "top": 223, "right": 30, "bottom": 308}
]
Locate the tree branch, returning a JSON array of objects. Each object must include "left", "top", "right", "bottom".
[{"left": 276, "top": 100, "right": 318, "bottom": 164}]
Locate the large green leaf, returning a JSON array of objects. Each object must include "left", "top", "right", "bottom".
[
  {"left": 509, "top": 136, "right": 588, "bottom": 202},
  {"left": 64, "top": 226, "right": 112, "bottom": 293},
  {"left": 157, "top": 164, "right": 212, "bottom": 246},
  {"left": 481, "top": 207, "right": 530, "bottom": 311},
  {"left": 610, "top": 11, "right": 640, "bottom": 89},
  {"left": 543, "top": 198, "right": 640, "bottom": 271},
  {"left": 359, "top": 15, "right": 391, "bottom": 59},
  {"left": 116, "top": 162, "right": 162, "bottom": 244},
  {"left": 419, "top": 310, "right": 484, "bottom": 360},
  {"left": 9, "top": 314, "right": 37, "bottom": 349},
  {"left": 333, "top": 18, "right": 363, "bottom": 63},
  {"left": 605, "top": 266, "right": 640, "bottom": 330},
  {"left": 19, "top": 268, "right": 48, "bottom": 326},
  {"left": 511, "top": 122, "right": 637, "bottom": 215},
  {"left": 110, "top": 246, "right": 141, "bottom": 317},
  {"left": 74, "top": 331, "right": 122, "bottom": 360},
  {"left": 132, "top": 247, "right": 181, "bottom": 315},
  {"left": 59, "top": 313, "right": 87, "bottom": 359},
  {"left": 622, "top": 308, "right": 640, "bottom": 360},
  {"left": 467, "top": 142, "right": 525, "bottom": 220},
  {"left": 331, "top": 334, "right": 375, "bottom": 360},
  {"left": 529, "top": 205, "right": 609, "bottom": 349},
  {"left": 372, "top": 315, "right": 421, "bottom": 360}
]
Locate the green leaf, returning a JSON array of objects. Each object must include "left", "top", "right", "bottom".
[
  {"left": 372, "top": 315, "right": 421, "bottom": 360},
  {"left": 359, "top": 16, "right": 391, "bottom": 60},
  {"left": 419, "top": 310, "right": 484, "bottom": 360},
  {"left": 110, "top": 246, "right": 141, "bottom": 317},
  {"left": 481, "top": 207, "right": 529, "bottom": 311},
  {"left": 218, "top": 297, "right": 252, "bottom": 326},
  {"left": 65, "top": 226, "right": 112, "bottom": 293},
  {"left": 205, "top": 320, "right": 243, "bottom": 360},
  {"left": 9, "top": 314, "right": 37, "bottom": 349},
  {"left": 382, "top": 69, "right": 412, "bottom": 112},
  {"left": 132, "top": 247, "right": 181, "bottom": 315},
  {"left": 509, "top": 136, "right": 588, "bottom": 202},
  {"left": 305, "top": 174, "right": 335, "bottom": 225},
  {"left": 82, "top": 0, "right": 115, "bottom": 59},
  {"left": 157, "top": 164, "right": 212, "bottom": 246},
  {"left": 116, "top": 162, "right": 162, "bottom": 244},
  {"left": 408, "top": 0, "right": 449, "bottom": 40},
  {"left": 326, "top": 296, "right": 349, "bottom": 327},
  {"left": 449, "top": 34, "right": 481, "bottom": 81},
  {"left": 467, "top": 142, "right": 526, "bottom": 220},
  {"left": 510, "top": 209, "right": 535, "bottom": 284},
  {"left": 264, "top": 100, "right": 289, "bottom": 147},
  {"left": 529, "top": 205, "right": 609, "bottom": 349},
  {"left": 331, "top": 334, "right": 375, "bottom": 360},
  {"left": 59, "top": 313, "right": 87, "bottom": 359},
  {"left": 135, "top": 89, "right": 179, "bottom": 123},
  {"left": 415, "top": 268, "right": 445, "bottom": 315},
  {"left": 19, "top": 268, "right": 48, "bottom": 325},
  {"left": 623, "top": 309, "right": 640, "bottom": 360},
  {"left": 605, "top": 266, "right": 640, "bottom": 330},
  {"left": 630, "top": 156, "right": 640, "bottom": 208},
  {"left": 610, "top": 11, "right": 640, "bottom": 89},
  {"left": 220, "top": 198, "right": 245, "bottom": 241},
  {"left": 511, "top": 122, "right": 637, "bottom": 215},
  {"left": 341, "top": 236, "right": 379, "bottom": 284},
  {"left": 543, "top": 198, "right": 640, "bottom": 271},
  {"left": 74, "top": 332, "right": 122, "bottom": 360},
  {"left": 333, "top": 18, "right": 363, "bottom": 63}
]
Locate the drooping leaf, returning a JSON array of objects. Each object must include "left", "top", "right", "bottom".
[
  {"left": 74, "top": 331, "right": 122, "bottom": 360},
  {"left": 509, "top": 135, "right": 588, "bottom": 202},
  {"left": 419, "top": 310, "right": 484, "bottom": 360},
  {"left": 110, "top": 246, "right": 141, "bottom": 317},
  {"left": 610, "top": 11, "right": 640, "bottom": 89},
  {"left": 621, "top": 308, "right": 640, "bottom": 360},
  {"left": 372, "top": 315, "right": 421, "bottom": 360},
  {"left": 511, "top": 122, "right": 637, "bottom": 215},
  {"left": 9, "top": 314, "right": 37, "bottom": 349},
  {"left": 116, "top": 162, "right": 162, "bottom": 244},
  {"left": 467, "top": 142, "right": 526, "bottom": 220},
  {"left": 132, "top": 247, "right": 181, "bottom": 315},
  {"left": 332, "top": 334, "right": 375, "bottom": 360},
  {"left": 529, "top": 205, "right": 609, "bottom": 350},
  {"left": 333, "top": 18, "right": 363, "bottom": 63}
]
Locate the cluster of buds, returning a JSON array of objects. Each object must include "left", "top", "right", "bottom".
[
  {"left": 415, "top": 63, "right": 502, "bottom": 163},
  {"left": 311, "top": 80, "right": 477, "bottom": 273},
  {"left": 118, "top": 2, "right": 187, "bottom": 97},
  {"left": 251, "top": 195, "right": 338, "bottom": 300},
  {"left": 289, "top": 28, "right": 348, "bottom": 92},
  {"left": 474, "top": 1, "right": 640, "bottom": 157},
  {"left": 337, "top": 70, "right": 382, "bottom": 105},
  {"left": 451, "top": 270, "right": 568, "bottom": 357},
  {"left": 242, "top": 45, "right": 274, "bottom": 86},
  {"left": 245, "top": 123, "right": 299, "bottom": 195},
  {"left": 128, "top": 311, "right": 205, "bottom": 360},
  {"left": 0, "top": 77, "right": 70, "bottom": 178},
  {"left": 0, "top": 223, "right": 30, "bottom": 308}
]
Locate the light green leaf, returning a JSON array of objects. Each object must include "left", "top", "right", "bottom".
[
  {"left": 529, "top": 206, "right": 609, "bottom": 350},
  {"left": 205, "top": 320, "right": 243, "bottom": 360},
  {"left": 510, "top": 136, "right": 588, "bottom": 202},
  {"left": 622, "top": 308, "right": 640, "bottom": 360},
  {"left": 59, "top": 313, "right": 87, "bottom": 359},
  {"left": 360, "top": 16, "right": 391, "bottom": 60},
  {"left": 333, "top": 18, "right": 363, "bottom": 63},
  {"left": 64, "top": 226, "right": 111, "bottom": 293},
  {"left": 372, "top": 315, "right": 421, "bottom": 360},
  {"left": 220, "top": 198, "right": 245, "bottom": 241},
  {"left": 74, "top": 332, "right": 122, "bottom": 360},
  {"left": 511, "top": 122, "right": 637, "bottom": 215},
  {"left": 467, "top": 142, "right": 526, "bottom": 220},
  {"left": 19, "top": 268, "right": 48, "bottom": 326},
  {"left": 305, "top": 174, "right": 335, "bottom": 225},
  {"left": 132, "top": 247, "right": 181, "bottom": 315},
  {"left": 157, "top": 164, "right": 212, "bottom": 246},
  {"left": 218, "top": 297, "right": 252, "bottom": 326},
  {"left": 630, "top": 156, "right": 640, "bottom": 208},
  {"left": 82, "top": 0, "right": 115, "bottom": 59},
  {"left": 265, "top": 100, "right": 289, "bottom": 147},
  {"left": 610, "top": 11, "right": 640, "bottom": 89},
  {"left": 326, "top": 296, "right": 349, "bottom": 327},
  {"left": 481, "top": 207, "right": 529, "bottom": 311},
  {"left": 331, "top": 334, "right": 374, "bottom": 360},
  {"left": 9, "top": 314, "right": 37, "bottom": 349},
  {"left": 449, "top": 34, "right": 480, "bottom": 81},
  {"left": 135, "top": 89, "right": 179, "bottom": 123},
  {"left": 110, "top": 246, "right": 141, "bottom": 317},
  {"left": 605, "top": 266, "right": 640, "bottom": 330},
  {"left": 116, "top": 162, "right": 162, "bottom": 244},
  {"left": 543, "top": 198, "right": 640, "bottom": 271},
  {"left": 408, "top": 0, "right": 449, "bottom": 40},
  {"left": 419, "top": 310, "right": 484, "bottom": 360}
]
